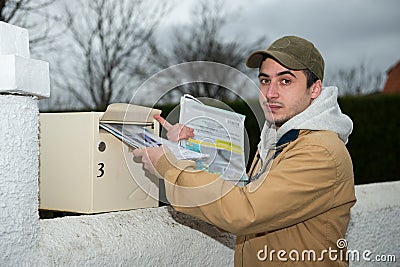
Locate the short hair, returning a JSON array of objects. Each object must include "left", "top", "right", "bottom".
[{"left": 303, "top": 69, "right": 319, "bottom": 88}]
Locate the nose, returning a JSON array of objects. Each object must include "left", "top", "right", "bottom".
[{"left": 266, "top": 82, "right": 278, "bottom": 100}]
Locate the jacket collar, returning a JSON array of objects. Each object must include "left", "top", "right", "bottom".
[
  {"left": 274, "top": 129, "right": 300, "bottom": 158},
  {"left": 276, "top": 129, "right": 300, "bottom": 147}
]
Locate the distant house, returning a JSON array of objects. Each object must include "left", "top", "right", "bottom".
[{"left": 382, "top": 61, "right": 400, "bottom": 94}]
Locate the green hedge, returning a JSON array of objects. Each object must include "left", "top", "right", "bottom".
[
  {"left": 339, "top": 94, "right": 400, "bottom": 184},
  {"left": 156, "top": 94, "right": 400, "bottom": 185}
]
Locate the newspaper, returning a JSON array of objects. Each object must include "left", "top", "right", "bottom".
[
  {"left": 99, "top": 123, "right": 208, "bottom": 160},
  {"left": 179, "top": 95, "right": 248, "bottom": 185}
]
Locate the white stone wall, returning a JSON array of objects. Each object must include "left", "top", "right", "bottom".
[
  {"left": 347, "top": 181, "right": 400, "bottom": 267},
  {"left": 31, "top": 181, "right": 400, "bottom": 267},
  {"left": 37, "top": 207, "right": 235, "bottom": 267}
]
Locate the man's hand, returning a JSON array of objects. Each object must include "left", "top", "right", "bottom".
[
  {"left": 154, "top": 114, "right": 194, "bottom": 142},
  {"left": 132, "top": 147, "right": 165, "bottom": 175},
  {"left": 133, "top": 115, "right": 193, "bottom": 174}
]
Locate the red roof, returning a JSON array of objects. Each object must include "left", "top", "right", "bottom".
[{"left": 383, "top": 61, "right": 400, "bottom": 94}]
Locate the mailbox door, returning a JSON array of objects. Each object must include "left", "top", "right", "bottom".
[
  {"left": 39, "top": 112, "right": 100, "bottom": 212},
  {"left": 92, "top": 128, "right": 159, "bottom": 212}
]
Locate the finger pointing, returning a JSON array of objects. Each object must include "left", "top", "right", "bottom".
[{"left": 154, "top": 114, "right": 173, "bottom": 131}]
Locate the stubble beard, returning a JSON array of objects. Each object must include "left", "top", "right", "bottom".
[
  {"left": 263, "top": 100, "right": 309, "bottom": 128},
  {"left": 262, "top": 100, "right": 289, "bottom": 128}
]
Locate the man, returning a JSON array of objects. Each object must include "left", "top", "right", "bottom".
[{"left": 133, "top": 36, "right": 356, "bottom": 266}]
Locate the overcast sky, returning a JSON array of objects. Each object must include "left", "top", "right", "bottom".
[{"left": 156, "top": 0, "right": 400, "bottom": 78}]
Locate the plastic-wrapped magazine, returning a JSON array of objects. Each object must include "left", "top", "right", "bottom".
[
  {"left": 99, "top": 123, "right": 208, "bottom": 160},
  {"left": 179, "top": 95, "right": 248, "bottom": 185}
]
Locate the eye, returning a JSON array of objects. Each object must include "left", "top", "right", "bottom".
[
  {"left": 281, "top": 78, "right": 291, "bottom": 85},
  {"left": 259, "top": 78, "right": 270, "bottom": 85}
]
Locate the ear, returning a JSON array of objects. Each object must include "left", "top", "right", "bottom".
[{"left": 310, "top": 80, "right": 322, "bottom": 99}]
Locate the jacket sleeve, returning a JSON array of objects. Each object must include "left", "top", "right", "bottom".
[{"left": 156, "top": 142, "right": 343, "bottom": 235}]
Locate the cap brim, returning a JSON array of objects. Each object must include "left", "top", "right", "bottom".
[
  {"left": 246, "top": 50, "right": 306, "bottom": 70},
  {"left": 245, "top": 50, "right": 268, "bottom": 68}
]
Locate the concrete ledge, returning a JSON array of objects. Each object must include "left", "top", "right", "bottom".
[
  {"left": 36, "top": 181, "right": 399, "bottom": 266},
  {"left": 37, "top": 207, "right": 235, "bottom": 266},
  {"left": 0, "top": 55, "right": 50, "bottom": 98},
  {"left": 346, "top": 181, "right": 399, "bottom": 267}
]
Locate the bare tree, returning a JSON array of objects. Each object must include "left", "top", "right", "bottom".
[
  {"left": 142, "top": 0, "right": 266, "bottom": 104},
  {"left": 0, "top": 0, "right": 60, "bottom": 54},
  {"left": 326, "top": 62, "right": 384, "bottom": 96},
  {"left": 50, "top": 0, "right": 170, "bottom": 111}
]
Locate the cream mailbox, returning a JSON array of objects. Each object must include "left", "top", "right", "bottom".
[{"left": 39, "top": 103, "right": 161, "bottom": 213}]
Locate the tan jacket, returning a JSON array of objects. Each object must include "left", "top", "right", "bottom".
[{"left": 156, "top": 130, "right": 356, "bottom": 266}]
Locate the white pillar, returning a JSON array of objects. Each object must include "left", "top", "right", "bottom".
[
  {"left": 0, "top": 95, "right": 39, "bottom": 265},
  {"left": 0, "top": 22, "right": 49, "bottom": 265}
]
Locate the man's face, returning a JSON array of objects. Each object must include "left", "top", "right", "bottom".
[{"left": 258, "top": 58, "right": 320, "bottom": 128}]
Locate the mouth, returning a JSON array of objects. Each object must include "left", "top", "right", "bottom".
[{"left": 266, "top": 103, "right": 282, "bottom": 112}]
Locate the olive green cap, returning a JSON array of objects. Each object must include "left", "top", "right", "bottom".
[{"left": 246, "top": 35, "right": 325, "bottom": 81}]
